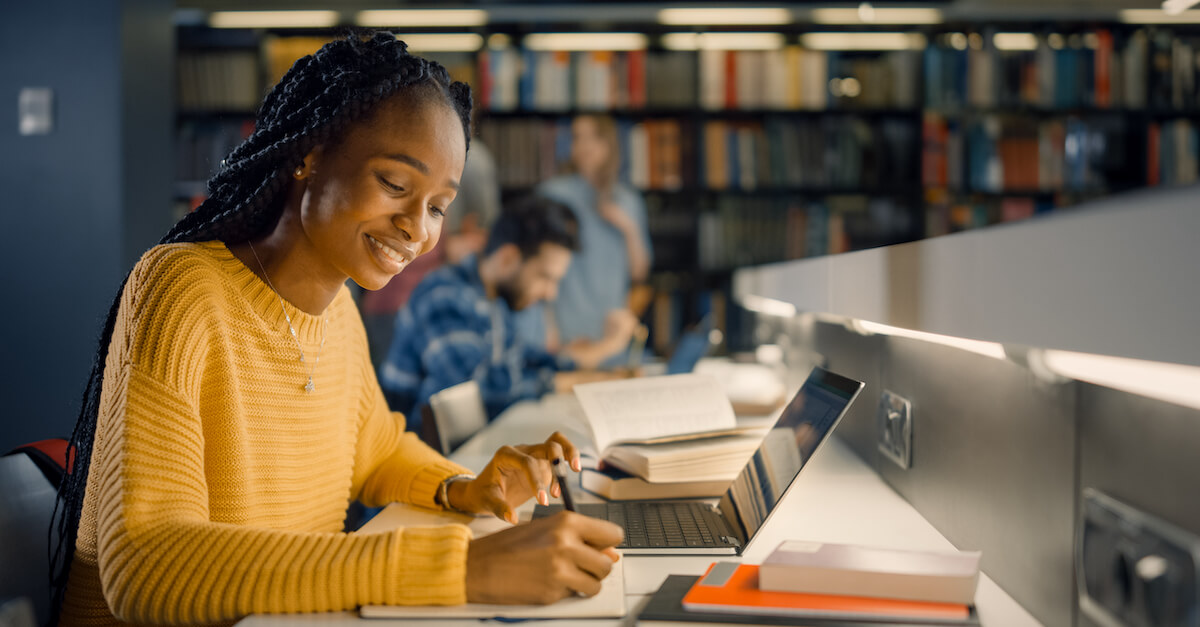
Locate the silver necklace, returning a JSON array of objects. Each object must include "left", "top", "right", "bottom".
[{"left": 248, "top": 242, "right": 327, "bottom": 393}]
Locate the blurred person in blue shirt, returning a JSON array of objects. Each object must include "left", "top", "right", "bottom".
[
  {"left": 380, "top": 195, "right": 637, "bottom": 430},
  {"left": 516, "top": 115, "right": 652, "bottom": 362}
]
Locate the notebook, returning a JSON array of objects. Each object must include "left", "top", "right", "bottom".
[
  {"left": 534, "top": 366, "right": 865, "bottom": 555},
  {"left": 683, "top": 562, "right": 972, "bottom": 623},
  {"left": 639, "top": 575, "right": 981, "bottom": 626}
]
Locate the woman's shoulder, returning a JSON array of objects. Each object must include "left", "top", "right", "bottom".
[{"left": 127, "top": 241, "right": 235, "bottom": 301}]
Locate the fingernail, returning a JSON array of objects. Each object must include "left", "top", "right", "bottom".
[
  {"left": 539, "top": 489, "right": 548, "bottom": 505},
  {"left": 572, "top": 456, "right": 582, "bottom": 472}
]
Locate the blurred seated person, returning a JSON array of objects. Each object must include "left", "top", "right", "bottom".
[
  {"left": 380, "top": 195, "right": 636, "bottom": 430},
  {"left": 516, "top": 114, "right": 652, "bottom": 362},
  {"left": 360, "top": 139, "right": 500, "bottom": 370}
]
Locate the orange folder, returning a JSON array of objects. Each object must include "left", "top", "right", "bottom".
[{"left": 682, "top": 563, "right": 972, "bottom": 623}]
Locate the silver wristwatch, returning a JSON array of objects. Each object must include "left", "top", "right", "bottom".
[{"left": 435, "top": 474, "right": 476, "bottom": 512}]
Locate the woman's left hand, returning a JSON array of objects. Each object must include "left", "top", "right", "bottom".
[{"left": 448, "top": 431, "right": 582, "bottom": 523}]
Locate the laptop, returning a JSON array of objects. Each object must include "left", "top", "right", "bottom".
[
  {"left": 665, "top": 315, "right": 717, "bottom": 375},
  {"left": 534, "top": 366, "right": 865, "bottom": 554}
]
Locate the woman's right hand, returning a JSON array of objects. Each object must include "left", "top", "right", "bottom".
[{"left": 465, "top": 511, "right": 624, "bottom": 605}]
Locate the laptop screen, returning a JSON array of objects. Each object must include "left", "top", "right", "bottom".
[
  {"left": 716, "top": 366, "right": 864, "bottom": 548},
  {"left": 666, "top": 315, "right": 714, "bottom": 375}
]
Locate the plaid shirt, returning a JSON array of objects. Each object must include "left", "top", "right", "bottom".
[{"left": 379, "top": 255, "right": 569, "bottom": 431}]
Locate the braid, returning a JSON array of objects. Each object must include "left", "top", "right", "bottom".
[{"left": 49, "top": 31, "right": 472, "bottom": 623}]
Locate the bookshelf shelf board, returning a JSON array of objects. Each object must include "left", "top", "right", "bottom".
[
  {"left": 501, "top": 186, "right": 921, "bottom": 197},
  {"left": 927, "top": 107, "right": 1200, "bottom": 119},
  {"left": 484, "top": 108, "right": 922, "bottom": 120},
  {"left": 927, "top": 107, "right": 1132, "bottom": 118},
  {"left": 647, "top": 186, "right": 920, "bottom": 196},
  {"left": 178, "top": 109, "right": 257, "bottom": 120},
  {"left": 932, "top": 187, "right": 1118, "bottom": 198}
]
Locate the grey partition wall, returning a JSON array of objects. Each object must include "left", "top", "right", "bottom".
[{"left": 737, "top": 186, "right": 1200, "bottom": 627}]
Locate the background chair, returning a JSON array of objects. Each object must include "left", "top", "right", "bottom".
[
  {"left": 426, "top": 380, "right": 488, "bottom": 455},
  {"left": 1, "top": 439, "right": 68, "bottom": 627}
]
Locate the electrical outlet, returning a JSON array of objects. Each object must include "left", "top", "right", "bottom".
[
  {"left": 1078, "top": 488, "right": 1199, "bottom": 627},
  {"left": 876, "top": 390, "right": 912, "bottom": 469}
]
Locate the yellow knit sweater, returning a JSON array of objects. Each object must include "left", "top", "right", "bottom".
[{"left": 61, "top": 241, "right": 474, "bottom": 626}]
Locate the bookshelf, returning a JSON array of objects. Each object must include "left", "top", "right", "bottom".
[{"left": 174, "top": 23, "right": 1200, "bottom": 353}]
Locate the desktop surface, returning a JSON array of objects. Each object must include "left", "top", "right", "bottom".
[{"left": 236, "top": 392, "right": 1042, "bottom": 626}]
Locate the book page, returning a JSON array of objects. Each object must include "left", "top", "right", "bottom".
[{"left": 573, "top": 374, "right": 737, "bottom": 451}]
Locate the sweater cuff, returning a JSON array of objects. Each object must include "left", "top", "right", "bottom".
[
  {"left": 408, "top": 459, "right": 476, "bottom": 510},
  {"left": 387, "top": 524, "right": 471, "bottom": 605}
]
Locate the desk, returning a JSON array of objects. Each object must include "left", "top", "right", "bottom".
[{"left": 239, "top": 394, "right": 1041, "bottom": 626}]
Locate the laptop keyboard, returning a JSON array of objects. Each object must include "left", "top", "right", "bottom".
[{"left": 600, "top": 502, "right": 724, "bottom": 549}]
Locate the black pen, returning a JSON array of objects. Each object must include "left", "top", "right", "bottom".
[{"left": 552, "top": 458, "right": 576, "bottom": 512}]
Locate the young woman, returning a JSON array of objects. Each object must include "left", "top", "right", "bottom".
[
  {"left": 52, "top": 33, "right": 621, "bottom": 625},
  {"left": 517, "top": 115, "right": 649, "bottom": 357}
]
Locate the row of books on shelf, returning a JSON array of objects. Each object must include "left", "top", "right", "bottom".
[
  {"left": 696, "top": 48, "right": 918, "bottom": 111},
  {"left": 176, "top": 118, "right": 254, "bottom": 184},
  {"left": 177, "top": 27, "right": 1200, "bottom": 115},
  {"left": 476, "top": 47, "right": 920, "bottom": 112},
  {"left": 921, "top": 113, "right": 1131, "bottom": 193},
  {"left": 480, "top": 116, "right": 919, "bottom": 192},
  {"left": 696, "top": 196, "right": 917, "bottom": 271},
  {"left": 1148, "top": 119, "right": 1199, "bottom": 186},
  {"left": 924, "top": 29, "right": 1200, "bottom": 112},
  {"left": 924, "top": 197, "right": 1053, "bottom": 238},
  {"left": 178, "top": 50, "right": 262, "bottom": 111}
]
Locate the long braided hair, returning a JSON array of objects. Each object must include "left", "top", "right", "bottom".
[{"left": 49, "top": 31, "right": 472, "bottom": 621}]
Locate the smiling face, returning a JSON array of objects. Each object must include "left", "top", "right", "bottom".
[{"left": 298, "top": 90, "right": 466, "bottom": 291}]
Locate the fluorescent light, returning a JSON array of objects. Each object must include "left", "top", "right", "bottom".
[
  {"left": 994, "top": 32, "right": 1038, "bottom": 51},
  {"left": 662, "top": 32, "right": 786, "bottom": 51},
  {"left": 658, "top": 7, "right": 792, "bottom": 25},
  {"left": 209, "top": 10, "right": 339, "bottom": 29},
  {"left": 523, "top": 33, "right": 647, "bottom": 51},
  {"left": 740, "top": 294, "right": 798, "bottom": 318},
  {"left": 390, "top": 34, "right": 483, "bottom": 52},
  {"left": 810, "top": 7, "right": 943, "bottom": 25},
  {"left": 356, "top": 9, "right": 488, "bottom": 28},
  {"left": 1120, "top": 8, "right": 1200, "bottom": 22},
  {"left": 856, "top": 321, "right": 1007, "bottom": 360},
  {"left": 1037, "top": 349, "right": 1200, "bottom": 411},
  {"left": 1163, "top": 0, "right": 1200, "bottom": 15},
  {"left": 800, "top": 32, "right": 927, "bottom": 51}
]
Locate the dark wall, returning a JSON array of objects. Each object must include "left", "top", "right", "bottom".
[{"left": 0, "top": 0, "right": 172, "bottom": 452}]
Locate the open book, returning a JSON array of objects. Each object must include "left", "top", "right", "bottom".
[
  {"left": 573, "top": 374, "right": 766, "bottom": 482},
  {"left": 574, "top": 374, "right": 741, "bottom": 450}
]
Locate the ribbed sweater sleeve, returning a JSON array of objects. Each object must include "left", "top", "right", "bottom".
[
  {"left": 80, "top": 244, "right": 473, "bottom": 625},
  {"left": 351, "top": 369, "right": 474, "bottom": 510}
]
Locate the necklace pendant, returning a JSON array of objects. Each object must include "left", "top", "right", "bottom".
[{"left": 304, "top": 377, "right": 315, "bottom": 394}]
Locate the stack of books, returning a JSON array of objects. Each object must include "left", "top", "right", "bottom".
[
  {"left": 572, "top": 374, "right": 770, "bottom": 500},
  {"left": 640, "top": 541, "right": 982, "bottom": 625}
]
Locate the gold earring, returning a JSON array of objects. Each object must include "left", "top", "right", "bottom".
[{"left": 294, "top": 167, "right": 304, "bottom": 178}]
